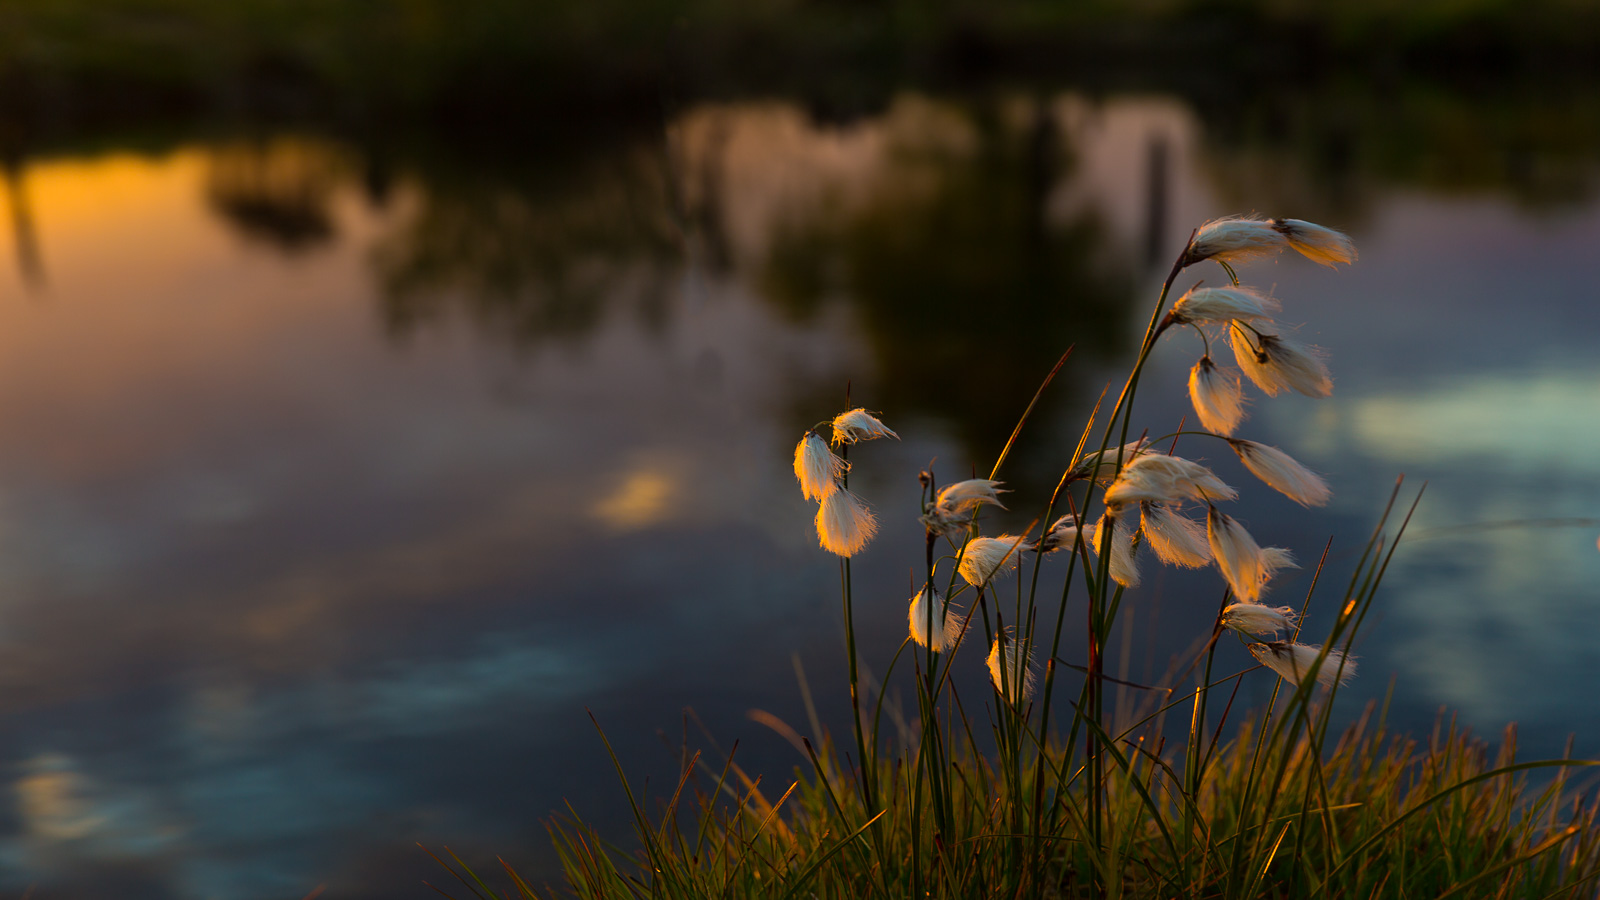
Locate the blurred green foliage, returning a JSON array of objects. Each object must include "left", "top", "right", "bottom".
[{"left": 5, "top": 0, "right": 1600, "bottom": 137}]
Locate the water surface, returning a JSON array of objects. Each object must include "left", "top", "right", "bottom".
[{"left": 1, "top": 92, "right": 1598, "bottom": 898}]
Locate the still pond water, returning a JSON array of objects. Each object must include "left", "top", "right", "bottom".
[{"left": 1, "top": 93, "right": 1599, "bottom": 898}]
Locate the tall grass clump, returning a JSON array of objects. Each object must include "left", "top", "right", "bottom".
[{"left": 433, "top": 216, "right": 1600, "bottom": 899}]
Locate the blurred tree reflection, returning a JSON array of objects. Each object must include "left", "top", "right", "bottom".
[
  {"left": 205, "top": 138, "right": 347, "bottom": 253},
  {"left": 761, "top": 95, "right": 1135, "bottom": 486},
  {"left": 370, "top": 147, "right": 680, "bottom": 350},
  {"left": 363, "top": 96, "right": 1136, "bottom": 489},
  {"left": 1194, "top": 77, "right": 1600, "bottom": 223}
]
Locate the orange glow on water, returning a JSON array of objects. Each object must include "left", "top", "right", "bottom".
[{"left": 0, "top": 145, "right": 383, "bottom": 483}]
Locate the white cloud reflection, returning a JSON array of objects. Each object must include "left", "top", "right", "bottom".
[
  {"left": 1305, "top": 366, "right": 1600, "bottom": 726},
  {"left": 1342, "top": 367, "right": 1600, "bottom": 473}
]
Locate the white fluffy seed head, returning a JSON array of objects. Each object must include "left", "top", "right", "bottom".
[
  {"left": 908, "top": 585, "right": 964, "bottom": 653},
  {"left": 1189, "top": 356, "right": 1248, "bottom": 436},
  {"left": 1231, "top": 440, "right": 1331, "bottom": 507},
  {"left": 1035, "top": 514, "right": 1082, "bottom": 554},
  {"left": 936, "top": 479, "right": 1007, "bottom": 514},
  {"left": 1185, "top": 216, "right": 1289, "bottom": 266},
  {"left": 793, "top": 432, "right": 844, "bottom": 501},
  {"left": 815, "top": 489, "right": 878, "bottom": 557},
  {"left": 1140, "top": 503, "right": 1212, "bottom": 568},
  {"left": 1088, "top": 513, "right": 1140, "bottom": 588},
  {"left": 1249, "top": 642, "right": 1356, "bottom": 687},
  {"left": 1104, "top": 461, "right": 1179, "bottom": 507},
  {"left": 1270, "top": 218, "right": 1357, "bottom": 267},
  {"left": 1230, "top": 325, "right": 1332, "bottom": 399},
  {"left": 987, "top": 635, "right": 1036, "bottom": 704},
  {"left": 958, "top": 535, "right": 1024, "bottom": 587},
  {"left": 921, "top": 479, "right": 1008, "bottom": 536},
  {"left": 831, "top": 408, "right": 899, "bottom": 444},
  {"left": 1170, "top": 286, "right": 1282, "bottom": 326},
  {"left": 1074, "top": 440, "right": 1152, "bottom": 483},
  {"left": 1258, "top": 548, "right": 1298, "bottom": 594},
  {"left": 1222, "top": 602, "right": 1298, "bottom": 636},
  {"left": 1207, "top": 507, "right": 1265, "bottom": 602},
  {"left": 1108, "top": 453, "right": 1237, "bottom": 506}
]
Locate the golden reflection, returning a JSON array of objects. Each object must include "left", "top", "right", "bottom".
[
  {"left": 0, "top": 145, "right": 384, "bottom": 486},
  {"left": 244, "top": 578, "right": 331, "bottom": 643},
  {"left": 16, "top": 754, "right": 105, "bottom": 841},
  {"left": 593, "top": 466, "right": 681, "bottom": 531}
]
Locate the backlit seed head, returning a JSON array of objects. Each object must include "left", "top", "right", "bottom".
[
  {"left": 987, "top": 635, "right": 1036, "bottom": 703},
  {"left": 958, "top": 535, "right": 1024, "bottom": 587},
  {"left": 1104, "top": 461, "right": 1179, "bottom": 508},
  {"left": 1034, "top": 514, "right": 1082, "bottom": 554},
  {"left": 1249, "top": 641, "right": 1357, "bottom": 687},
  {"left": 1270, "top": 218, "right": 1358, "bottom": 267},
  {"left": 1207, "top": 507, "right": 1266, "bottom": 602},
  {"left": 793, "top": 432, "right": 845, "bottom": 501},
  {"left": 1184, "top": 216, "right": 1289, "bottom": 267},
  {"left": 1088, "top": 513, "right": 1141, "bottom": 588},
  {"left": 1222, "top": 602, "right": 1298, "bottom": 636},
  {"left": 1230, "top": 440, "right": 1331, "bottom": 507},
  {"left": 1073, "top": 440, "right": 1152, "bottom": 483},
  {"left": 1230, "top": 324, "right": 1333, "bottom": 399},
  {"left": 816, "top": 489, "right": 878, "bottom": 557},
  {"left": 1140, "top": 503, "right": 1212, "bottom": 568},
  {"left": 1170, "top": 286, "right": 1281, "bottom": 326},
  {"left": 1106, "top": 453, "right": 1237, "bottom": 507},
  {"left": 921, "top": 479, "right": 1008, "bottom": 536},
  {"left": 1189, "top": 356, "right": 1248, "bottom": 436},
  {"left": 1258, "top": 547, "right": 1298, "bottom": 594},
  {"left": 831, "top": 409, "right": 899, "bottom": 444},
  {"left": 908, "top": 585, "right": 964, "bottom": 653},
  {"left": 935, "top": 479, "right": 1007, "bottom": 515}
]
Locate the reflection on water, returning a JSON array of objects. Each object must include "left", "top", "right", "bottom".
[
  {"left": 371, "top": 141, "right": 680, "bottom": 349},
  {"left": 0, "top": 90, "right": 1597, "bottom": 898},
  {"left": 1310, "top": 365, "right": 1600, "bottom": 721},
  {"left": 205, "top": 139, "right": 349, "bottom": 254},
  {"left": 752, "top": 95, "right": 1132, "bottom": 462},
  {"left": 3, "top": 156, "right": 45, "bottom": 291}
]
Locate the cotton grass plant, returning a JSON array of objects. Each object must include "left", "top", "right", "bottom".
[{"left": 431, "top": 217, "right": 1600, "bottom": 900}]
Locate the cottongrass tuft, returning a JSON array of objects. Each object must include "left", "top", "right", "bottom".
[
  {"left": 935, "top": 479, "right": 1007, "bottom": 513},
  {"left": 958, "top": 535, "right": 1024, "bottom": 587},
  {"left": 815, "top": 489, "right": 878, "bottom": 557},
  {"left": 1207, "top": 507, "right": 1266, "bottom": 601},
  {"left": 793, "top": 432, "right": 844, "bottom": 501},
  {"left": 1072, "top": 439, "right": 1152, "bottom": 483},
  {"left": 1034, "top": 514, "right": 1081, "bottom": 554},
  {"left": 1271, "top": 218, "right": 1358, "bottom": 267},
  {"left": 1184, "top": 216, "right": 1288, "bottom": 266},
  {"left": 1088, "top": 513, "right": 1140, "bottom": 588},
  {"left": 1188, "top": 356, "right": 1247, "bottom": 436},
  {"left": 1139, "top": 503, "right": 1211, "bottom": 568},
  {"left": 986, "top": 635, "right": 1036, "bottom": 704},
  {"left": 1105, "top": 453, "right": 1237, "bottom": 507},
  {"left": 1221, "top": 602, "right": 1298, "bottom": 636},
  {"left": 1230, "top": 325, "right": 1333, "bottom": 398},
  {"left": 922, "top": 479, "right": 1007, "bottom": 535},
  {"left": 1230, "top": 439, "right": 1331, "bottom": 507},
  {"left": 1249, "top": 641, "right": 1357, "bottom": 687},
  {"left": 831, "top": 409, "right": 899, "bottom": 444},
  {"left": 1259, "top": 547, "right": 1298, "bottom": 589},
  {"left": 1169, "top": 285, "right": 1281, "bottom": 326},
  {"left": 908, "top": 585, "right": 964, "bottom": 653}
]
